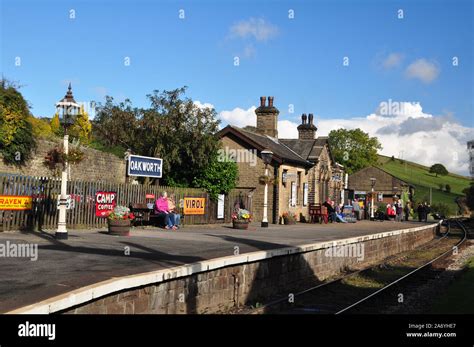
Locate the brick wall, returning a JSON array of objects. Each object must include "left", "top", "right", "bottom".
[
  {"left": 65, "top": 224, "right": 437, "bottom": 314},
  {"left": 0, "top": 139, "right": 126, "bottom": 183}
]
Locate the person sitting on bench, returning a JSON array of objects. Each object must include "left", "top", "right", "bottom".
[
  {"left": 155, "top": 192, "right": 177, "bottom": 230},
  {"left": 167, "top": 193, "right": 181, "bottom": 229}
]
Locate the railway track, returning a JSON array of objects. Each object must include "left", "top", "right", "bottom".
[{"left": 242, "top": 219, "right": 467, "bottom": 314}]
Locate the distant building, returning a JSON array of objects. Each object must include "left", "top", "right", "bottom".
[
  {"left": 217, "top": 96, "right": 344, "bottom": 224},
  {"left": 468, "top": 140, "right": 474, "bottom": 177}
]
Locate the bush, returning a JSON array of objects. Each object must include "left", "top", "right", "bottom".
[
  {"left": 438, "top": 183, "right": 444, "bottom": 191},
  {"left": 445, "top": 184, "right": 451, "bottom": 193},
  {"left": 430, "top": 203, "right": 452, "bottom": 218}
]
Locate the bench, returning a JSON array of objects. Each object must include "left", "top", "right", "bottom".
[{"left": 129, "top": 203, "right": 167, "bottom": 227}]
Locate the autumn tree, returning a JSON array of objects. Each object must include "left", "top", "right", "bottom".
[
  {"left": 50, "top": 112, "right": 61, "bottom": 135},
  {"left": 70, "top": 105, "right": 92, "bottom": 144},
  {"left": 0, "top": 79, "right": 36, "bottom": 165}
]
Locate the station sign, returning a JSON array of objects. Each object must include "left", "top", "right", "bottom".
[
  {"left": 57, "top": 195, "right": 75, "bottom": 210},
  {"left": 128, "top": 155, "right": 163, "bottom": 178},
  {"left": 95, "top": 191, "right": 117, "bottom": 217},
  {"left": 0, "top": 195, "right": 33, "bottom": 210},
  {"left": 183, "top": 197, "right": 205, "bottom": 215}
]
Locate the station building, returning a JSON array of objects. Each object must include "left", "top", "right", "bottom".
[{"left": 217, "top": 96, "right": 344, "bottom": 224}]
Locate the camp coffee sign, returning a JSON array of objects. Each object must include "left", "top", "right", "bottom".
[
  {"left": 95, "top": 191, "right": 117, "bottom": 217},
  {"left": 128, "top": 154, "right": 163, "bottom": 178}
]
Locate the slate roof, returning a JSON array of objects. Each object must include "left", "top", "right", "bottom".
[
  {"left": 216, "top": 125, "right": 313, "bottom": 167},
  {"left": 280, "top": 136, "right": 330, "bottom": 162}
]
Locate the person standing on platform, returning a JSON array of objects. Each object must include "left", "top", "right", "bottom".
[{"left": 352, "top": 198, "right": 361, "bottom": 221}]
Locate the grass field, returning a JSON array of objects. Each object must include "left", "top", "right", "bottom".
[{"left": 377, "top": 155, "right": 471, "bottom": 214}]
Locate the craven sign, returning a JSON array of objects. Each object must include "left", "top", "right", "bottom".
[
  {"left": 95, "top": 191, "right": 117, "bottom": 217},
  {"left": 128, "top": 155, "right": 163, "bottom": 178},
  {"left": 0, "top": 195, "right": 33, "bottom": 210}
]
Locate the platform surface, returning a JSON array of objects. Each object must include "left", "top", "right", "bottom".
[{"left": 0, "top": 220, "right": 431, "bottom": 312}]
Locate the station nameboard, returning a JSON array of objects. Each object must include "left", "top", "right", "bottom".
[
  {"left": 128, "top": 155, "right": 163, "bottom": 178},
  {"left": 0, "top": 195, "right": 33, "bottom": 210},
  {"left": 183, "top": 197, "right": 205, "bottom": 215},
  {"left": 95, "top": 191, "right": 117, "bottom": 217}
]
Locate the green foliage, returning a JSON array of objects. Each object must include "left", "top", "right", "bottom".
[
  {"left": 192, "top": 154, "right": 238, "bottom": 200},
  {"left": 438, "top": 183, "right": 444, "bottom": 191},
  {"left": 445, "top": 184, "right": 451, "bottom": 193},
  {"left": 70, "top": 105, "right": 92, "bottom": 144},
  {"left": 328, "top": 128, "right": 382, "bottom": 174},
  {"left": 0, "top": 79, "right": 36, "bottom": 165},
  {"left": 88, "top": 139, "right": 126, "bottom": 158},
  {"left": 465, "top": 183, "right": 474, "bottom": 211},
  {"left": 50, "top": 113, "right": 61, "bottom": 135},
  {"left": 429, "top": 163, "right": 448, "bottom": 177},
  {"left": 430, "top": 202, "right": 453, "bottom": 217}
]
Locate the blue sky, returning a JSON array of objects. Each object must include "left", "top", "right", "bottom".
[{"left": 1, "top": 0, "right": 473, "bottom": 173}]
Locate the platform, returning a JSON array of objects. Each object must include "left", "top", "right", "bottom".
[{"left": 0, "top": 220, "right": 434, "bottom": 313}]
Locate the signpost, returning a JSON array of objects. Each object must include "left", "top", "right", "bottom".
[
  {"left": 183, "top": 197, "right": 205, "bottom": 215},
  {"left": 0, "top": 196, "right": 33, "bottom": 210},
  {"left": 95, "top": 191, "right": 117, "bottom": 217},
  {"left": 128, "top": 155, "right": 163, "bottom": 178}
]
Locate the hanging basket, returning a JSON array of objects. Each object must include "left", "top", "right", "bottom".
[{"left": 107, "top": 219, "right": 131, "bottom": 236}]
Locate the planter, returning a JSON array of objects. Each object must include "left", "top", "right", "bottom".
[
  {"left": 108, "top": 219, "right": 131, "bottom": 236},
  {"left": 232, "top": 219, "right": 250, "bottom": 230},
  {"left": 283, "top": 218, "right": 296, "bottom": 225}
]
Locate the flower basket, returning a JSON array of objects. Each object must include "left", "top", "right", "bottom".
[
  {"left": 232, "top": 219, "right": 249, "bottom": 229},
  {"left": 108, "top": 219, "right": 131, "bottom": 236},
  {"left": 282, "top": 212, "right": 297, "bottom": 225}
]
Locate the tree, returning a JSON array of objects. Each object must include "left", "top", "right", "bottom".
[
  {"left": 429, "top": 163, "right": 448, "bottom": 177},
  {"left": 328, "top": 128, "right": 382, "bottom": 174},
  {"left": 70, "top": 105, "right": 92, "bottom": 144},
  {"left": 28, "top": 116, "right": 55, "bottom": 140},
  {"left": 192, "top": 153, "right": 238, "bottom": 200},
  {"left": 0, "top": 79, "right": 36, "bottom": 165},
  {"left": 445, "top": 184, "right": 451, "bottom": 193},
  {"left": 50, "top": 113, "right": 61, "bottom": 135},
  {"left": 465, "top": 183, "right": 474, "bottom": 212}
]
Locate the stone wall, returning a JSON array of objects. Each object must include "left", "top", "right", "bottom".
[
  {"left": 65, "top": 224, "right": 437, "bottom": 314},
  {"left": 0, "top": 139, "right": 126, "bottom": 183}
]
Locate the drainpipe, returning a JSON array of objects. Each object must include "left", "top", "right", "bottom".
[{"left": 272, "top": 164, "right": 279, "bottom": 224}]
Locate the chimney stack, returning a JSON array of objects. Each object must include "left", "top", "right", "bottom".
[
  {"left": 255, "top": 96, "right": 279, "bottom": 138},
  {"left": 297, "top": 113, "right": 317, "bottom": 140}
]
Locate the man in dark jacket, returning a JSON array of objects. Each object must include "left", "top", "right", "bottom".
[{"left": 417, "top": 203, "right": 424, "bottom": 222}]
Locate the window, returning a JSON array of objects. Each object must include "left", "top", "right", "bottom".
[
  {"left": 290, "top": 182, "right": 296, "bottom": 207},
  {"left": 303, "top": 183, "right": 308, "bottom": 206}
]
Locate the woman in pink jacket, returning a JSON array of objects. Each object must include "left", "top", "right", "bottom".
[{"left": 155, "top": 192, "right": 177, "bottom": 230}]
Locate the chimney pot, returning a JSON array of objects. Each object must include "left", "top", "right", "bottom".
[
  {"left": 260, "top": 96, "right": 266, "bottom": 107},
  {"left": 308, "top": 113, "right": 314, "bottom": 124},
  {"left": 302, "top": 113, "right": 307, "bottom": 124},
  {"left": 268, "top": 96, "right": 274, "bottom": 107}
]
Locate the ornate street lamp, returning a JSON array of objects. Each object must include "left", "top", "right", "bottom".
[
  {"left": 370, "top": 177, "right": 377, "bottom": 220},
  {"left": 55, "top": 83, "right": 80, "bottom": 239},
  {"left": 261, "top": 149, "right": 273, "bottom": 227}
]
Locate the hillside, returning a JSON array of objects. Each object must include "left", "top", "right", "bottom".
[{"left": 377, "top": 155, "right": 471, "bottom": 214}]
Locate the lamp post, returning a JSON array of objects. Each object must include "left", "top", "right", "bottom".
[
  {"left": 370, "top": 177, "right": 377, "bottom": 220},
  {"left": 261, "top": 149, "right": 273, "bottom": 227},
  {"left": 55, "top": 83, "right": 80, "bottom": 240}
]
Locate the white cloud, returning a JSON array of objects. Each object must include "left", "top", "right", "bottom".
[
  {"left": 405, "top": 59, "right": 440, "bottom": 83},
  {"left": 278, "top": 120, "right": 299, "bottom": 138},
  {"left": 382, "top": 53, "right": 404, "bottom": 69},
  {"left": 194, "top": 100, "right": 215, "bottom": 110},
  {"left": 280, "top": 101, "right": 473, "bottom": 175},
  {"left": 229, "top": 17, "right": 278, "bottom": 42},
  {"left": 218, "top": 106, "right": 256, "bottom": 128}
]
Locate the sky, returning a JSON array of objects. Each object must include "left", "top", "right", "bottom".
[{"left": 1, "top": 0, "right": 473, "bottom": 174}]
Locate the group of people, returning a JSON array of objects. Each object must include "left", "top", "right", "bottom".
[
  {"left": 385, "top": 201, "right": 405, "bottom": 222},
  {"left": 416, "top": 202, "right": 431, "bottom": 222},
  {"left": 153, "top": 191, "right": 181, "bottom": 230},
  {"left": 323, "top": 198, "right": 348, "bottom": 223}
]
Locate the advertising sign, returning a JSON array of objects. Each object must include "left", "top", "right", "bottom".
[
  {"left": 0, "top": 195, "right": 33, "bottom": 210},
  {"left": 95, "top": 191, "right": 117, "bottom": 217},
  {"left": 183, "top": 197, "right": 205, "bottom": 215},
  {"left": 145, "top": 194, "right": 155, "bottom": 199},
  {"left": 217, "top": 194, "right": 225, "bottom": 219},
  {"left": 128, "top": 155, "right": 163, "bottom": 178}
]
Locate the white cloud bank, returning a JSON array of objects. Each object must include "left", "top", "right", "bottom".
[{"left": 218, "top": 101, "right": 473, "bottom": 175}]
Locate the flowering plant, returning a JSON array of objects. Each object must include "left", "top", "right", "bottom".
[
  {"left": 107, "top": 206, "right": 135, "bottom": 221},
  {"left": 282, "top": 211, "right": 297, "bottom": 220},
  {"left": 232, "top": 208, "right": 252, "bottom": 221}
]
